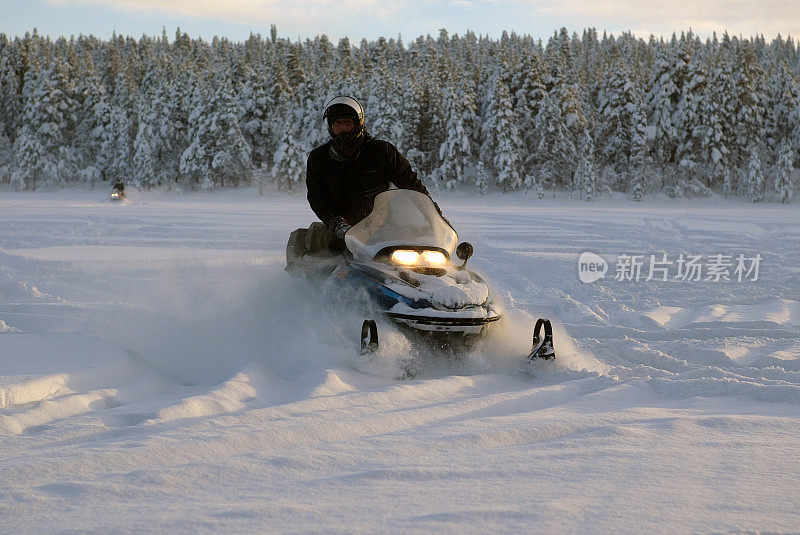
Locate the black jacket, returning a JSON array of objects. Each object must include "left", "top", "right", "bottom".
[{"left": 306, "top": 137, "right": 430, "bottom": 228}]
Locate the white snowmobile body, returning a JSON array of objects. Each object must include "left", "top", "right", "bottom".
[{"left": 338, "top": 190, "right": 500, "bottom": 335}]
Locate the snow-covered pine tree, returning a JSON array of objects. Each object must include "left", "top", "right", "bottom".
[
  {"left": 237, "top": 66, "right": 274, "bottom": 170},
  {"left": 312, "top": 34, "right": 335, "bottom": 77},
  {"left": 106, "top": 72, "right": 134, "bottom": 185},
  {"left": 209, "top": 80, "right": 251, "bottom": 187},
  {"left": 546, "top": 27, "right": 576, "bottom": 74},
  {"left": 720, "top": 167, "right": 736, "bottom": 198},
  {"left": 11, "top": 63, "right": 73, "bottom": 189},
  {"left": 74, "top": 69, "right": 112, "bottom": 185},
  {"left": 397, "top": 78, "right": 426, "bottom": 180},
  {"left": 730, "top": 45, "right": 767, "bottom": 170},
  {"left": 596, "top": 58, "right": 648, "bottom": 179},
  {"left": 538, "top": 53, "right": 590, "bottom": 188},
  {"left": 180, "top": 74, "right": 251, "bottom": 189},
  {"left": 163, "top": 68, "right": 192, "bottom": 175},
  {"left": 534, "top": 90, "right": 576, "bottom": 189},
  {"left": 669, "top": 174, "right": 686, "bottom": 198},
  {"left": 258, "top": 52, "right": 295, "bottom": 178},
  {"left": 335, "top": 36, "right": 353, "bottom": 73},
  {"left": 479, "top": 72, "right": 523, "bottom": 192},
  {"left": 10, "top": 130, "right": 43, "bottom": 191},
  {"left": 513, "top": 52, "right": 548, "bottom": 175},
  {"left": 646, "top": 44, "right": 686, "bottom": 164},
  {"left": 412, "top": 82, "right": 443, "bottom": 178},
  {"left": 262, "top": 50, "right": 306, "bottom": 190},
  {"left": 574, "top": 130, "right": 597, "bottom": 200},
  {"left": 415, "top": 41, "right": 447, "bottom": 175},
  {"left": 179, "top": 79, "right": 210, "bottom": 188},
  {"left": 298, "top": 83, "right": 327, "bottom": 155},
  {"left": 788, "top": 81, "right": 800, "bottom": 165},
  {"left": 0, "top": 129, "right": 10, "bottom": 183},
  {"left": 269, "top": 86, "right": 305, "bottom": 190},
  {"left": 54, "top": 56, "right": 81, "bottom": 185},
  {"left": 553, "top": 59, "right": 588, "bottom": 148},
  {"left": 629, "top": 122, "right": 652, "bottom": 201},
  {"left": 133, "top": 64, "right": 176, "bottom": 188},
  {"left": 293, "top": 46, "right": 329, "bottom": 160},
  {"left": 491, "top": 78, "right": 523, "bottom": 192},
  {"left": 474, "top": 160, "right": 489, "bottom": 195},
  {"left": 764, "top": 63, "right": 799, "bottom": 154},
  {"left": 436, "top": 83, "right": 476, "bottom": 188},
  {"left": 365, "top": 57, "right": 403, "bottom": 150},
  {"left": 699, "top": 52, "right": 735, "bottom": 192},
  {"left": 773, "top": 139, "right": 794, "bottom": 203},
  {"left": 270, "top": 121, "right": 306, "bottom": 190},
  {"left": 535, "top": 178, "right": 545, "bottom": 199},
  {"left": 673, "top": 50, "right": 706, "bottom": 181},
  {"left": 0, "top": 34, "right": 22, "bottom": 146},
  {"left": 131, "top": 109, "right": 157, "bottom": 189},
  {"left": 747, "top": 145, "right": 766, "bottom": 202}
]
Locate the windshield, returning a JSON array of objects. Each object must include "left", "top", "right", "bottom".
[{"left": 345, "top": 190, "right": 458, "bottom": 261}]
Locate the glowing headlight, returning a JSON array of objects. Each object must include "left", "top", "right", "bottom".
[
  {"left": 421, "top": 251, "right": 447, "bottom": 265},
  {"left": 390, "top": 250, "right": 448, "bottom": 266},
  {"left": 390, "top": 250, "right": 420, "bottom": 265}
]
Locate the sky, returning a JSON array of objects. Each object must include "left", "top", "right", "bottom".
[{"left": 2, "top": 0, "right": 800, "bottom": 44}]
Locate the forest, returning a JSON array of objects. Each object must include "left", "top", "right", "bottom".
[{"left": 0, "top": 26, "right": 798, "bottom": 202}]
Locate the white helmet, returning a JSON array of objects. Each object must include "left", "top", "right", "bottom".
[{"left": 323, "top": 95, "right": 366, "bottom": 154}]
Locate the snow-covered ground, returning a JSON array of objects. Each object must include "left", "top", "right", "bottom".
[{"left": 1, "top": 187, "right": 799, "bottom": 533}]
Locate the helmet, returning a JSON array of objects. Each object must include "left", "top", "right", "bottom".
[{"left": 323, "top": 95, "right": 365, "bottom": 156}]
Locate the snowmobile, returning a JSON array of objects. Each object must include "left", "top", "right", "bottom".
[
  {"left": 110, "top": 182, "right": 125, "bottom": 201},
  {"left": 286, "top": 189, "right": 555, "bottom": 363}
]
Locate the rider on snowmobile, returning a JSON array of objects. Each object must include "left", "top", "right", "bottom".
[{"left": 305, "top": 95, "right": 437, "bottom": 251}]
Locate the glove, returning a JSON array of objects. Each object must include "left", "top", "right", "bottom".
[{"left": 330, "top": 218, "right": 352, "bottom": 240}]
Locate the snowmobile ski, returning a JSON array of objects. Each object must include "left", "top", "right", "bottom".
[
  {"left": 527, "top": 318, "right": 555, "bottom": 360},
  {"left": 360, "top": 319, "right": 379, "bottom": 354}
]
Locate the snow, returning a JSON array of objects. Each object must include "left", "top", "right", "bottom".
[
  {"left": 645, "top": 298, "right": 800, "bottom": 330},
  {"left": 1, "top": 188, "right": 799, "bottom": 533}
]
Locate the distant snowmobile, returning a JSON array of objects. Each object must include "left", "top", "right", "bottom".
[
  {"left": 110, "top": 182, "right": 125, "bottom": 201},
  {"left": 286, "top": 189, "right": 555, "bottom": 368}
]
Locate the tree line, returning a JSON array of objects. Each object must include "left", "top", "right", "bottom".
[{"left": 0, "top": 26, "right": 798, "bottom": 202}]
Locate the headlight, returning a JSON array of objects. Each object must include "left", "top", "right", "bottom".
[
  {"left": 390, "top": 250, "right": 420, "bottom": 265},
  {"left": 421, "top": 251, "right": 447, "bottom": 265},
  {"left": 390, "top": 249, "right": 448, "bottom": 266}
]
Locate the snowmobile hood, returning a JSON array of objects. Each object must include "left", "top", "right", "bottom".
[{"left": 345, "top": 190, "right": 458, "bottom": 261}]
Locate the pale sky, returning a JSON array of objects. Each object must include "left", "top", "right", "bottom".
[{"left": 2, "top": 0, "right": 799, "bottom": 43}]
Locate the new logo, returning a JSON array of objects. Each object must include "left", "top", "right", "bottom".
[{"left": 578, "top": 252, "right": 608, "bottom": 283}]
